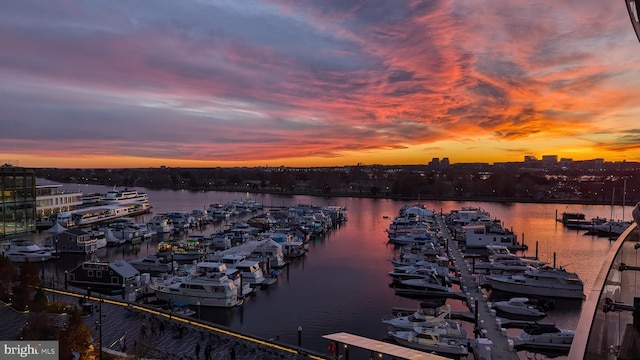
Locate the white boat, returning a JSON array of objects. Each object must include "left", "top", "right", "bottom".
[
  {"left": 485, "top": 245, "right": 546, "bottom": 268},
  {"left": 485, "top": 265, "right": 584, "bottom": 299},
  {"left": 182, "top": 261, "right": 253, "bottom": 298},
  {"left": 388, "top": 263, "right": 451, "bottom": 283},
  {"left": 590, "top": 220, "right": 633, "bottom": 238},
  {"left": 60, "top": 203, "right": 151, "bottom": 227},
  {"left": 129, "top": 255, "right": 178, "bottom": 273},
  {"left": 511, "top": 324, "right": 574, "bottom": 351},
  {"left": 87, "top": 230, "right": 108, "bottom": 249},
  {"left": 149, "top": 262, "right": 241, "bottom": 308},
  {"left": 387, "top": 322, "right": 468, "bottom": 356},
  {"left": 247, "top": 239, "right": 287, "bottom": 269},
  {"left": 396, "top": 271, "right": 452, "bottom": 294},
  {"left": 170, "top": 301, "right": 196, "bottom": 317},
  {"left": 217, "top": 254, "right": 266, "bottom": 288},
  {"left": 102, "top": 188, "right": 149, "bottom": 205},
  {"left": 0, "top": 239, "right": 53, "bottom": 262},
  {"left": 390, "top": 247, "right": 444, "bottom": 268},
  {"left": 280, "top": 241, "right": 308, "bottom": 259},
  {"left": 382, "top": 305, "right": 452, "bottom": 329},
  {"left": 147, "top": 215, "right": 173, "bottom": 234},
  {"left": 98, "top": 227, "right": 127, "bottom": 246},
  {"left": 491, "top": 297, "right": 546, "bottom": 318}
]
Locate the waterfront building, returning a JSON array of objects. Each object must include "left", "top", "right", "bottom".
[
  {"left": 35, "top": 178, "right": 83, "bottom": 228},
  {"left": 43, "top": 227, "right": 98, "bottom": 254},
  {"left": 0, "top": 166, "right": 36, "bottom": 239}
]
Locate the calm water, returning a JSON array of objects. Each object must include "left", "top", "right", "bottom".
[{"left": 34, "top": 184, "right": 634, "bottom": 358}]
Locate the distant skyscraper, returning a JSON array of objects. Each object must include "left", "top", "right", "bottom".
[{"left": 541, "top": 155, "right": 558, "bottom": 169}]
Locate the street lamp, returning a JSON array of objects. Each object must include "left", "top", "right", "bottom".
[
  {"left": 97, "top": 295, "right": 104, "bottom": 360},
  {"left": 40, "top": 258, "right": 45, "bottom": 283}
]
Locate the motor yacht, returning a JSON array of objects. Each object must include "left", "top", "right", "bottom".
[
  {"left": 511, "top": 324, "right": 574, "bottom": 352},
  {"left": 0, "top": 239, "right": 53, "bottom": 262},
  {"left": 129, "top": 254, "right": 178, "bottom": 274},
  {"left": 387, "top": 322, "right": 468, "bottom": 356},
  {"left": 149, "top": 262, "right": 241, "bottom": 308},
  {"left": 490, "top": 297, "right": 546, "bottom": 319},
  {"left": 388, "top": 263, "right": 451, "bottom": 283},
  {"left": 382, "top": 305, "right": 452, "bottom": 329},
  {"left": 485, "top": 265, "right": 584, "bottom": 299},
  {"left": 217, "top": 254, "right": 266, "bottom": 288},
  {"left": 396, "top": 271, "right": 452, "bottom": 294}
]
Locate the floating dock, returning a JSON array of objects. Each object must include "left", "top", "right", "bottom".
[{"left": 436, "top": 214, "right": 520, "bottom": 360}]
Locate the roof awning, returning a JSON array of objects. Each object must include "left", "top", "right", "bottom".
[{"left": 322, "top": 332, "right": 449, "bottom": 360}]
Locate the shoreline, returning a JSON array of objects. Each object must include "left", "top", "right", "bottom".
[{"left": 148, "top": 186, "right": 636, "bottom": 208}]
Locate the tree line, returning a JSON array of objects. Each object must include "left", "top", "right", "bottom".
[{"left": 35, "top": 165, "right": 640, "bottom": 205}]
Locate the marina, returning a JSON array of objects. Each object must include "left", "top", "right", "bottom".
[{"left": 11, "top": 184, "right": 634, "bottom": 359}]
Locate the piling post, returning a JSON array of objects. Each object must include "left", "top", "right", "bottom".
[
  {"left": 553, "top": 252, "right": 556, "bottom": 268},
  {"left": 297, "top": 326, "right": 302, "bottom": 346},
  {"left": 474, "top": 299, "right": 479, "bottom": 338},
  {"left": 535, "top": 241, "right": 539, "bottom": 259},
  {"left": 633, "top": 297, "right": 640, "bottom": 329}
]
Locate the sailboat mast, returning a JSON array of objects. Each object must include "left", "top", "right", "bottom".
[
  {"left": 610, "top": 187, "right": 615, "bottom": 220},
  {"left": 622, "top": 179, "right": 626, "bottom": 221}
]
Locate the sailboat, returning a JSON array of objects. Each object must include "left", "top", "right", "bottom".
[{"left": 592, "top": 181, "right": 633, "bottom": 239}]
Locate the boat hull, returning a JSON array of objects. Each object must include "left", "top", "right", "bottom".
[
  {"left": 152, "top": 288, "right": 240, "bottom": 308},
  {"left": 388, "top": 330, "right": 468, "bottom": 356},
  {"left": 486, "top": 278, "right": 583, "bottom": 299}
]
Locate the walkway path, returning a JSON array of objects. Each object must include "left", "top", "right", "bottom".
[
  {"left": 1, "top": 289, "right": 324, "bottom": 360},
  {"left": 436, "top": 214, "right": 519, "bottom": 360}
]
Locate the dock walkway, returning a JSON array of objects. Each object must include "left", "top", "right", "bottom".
[
  {"left": 2, "top": 289, "right": 324, "bottom": 360},
  {"left": 436, "top": 214, "right": 519, "bottom": 360}
]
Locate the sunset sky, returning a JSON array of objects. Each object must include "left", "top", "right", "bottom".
[{"left": 2, "top": 0, "right": 640, "bottom": 168}]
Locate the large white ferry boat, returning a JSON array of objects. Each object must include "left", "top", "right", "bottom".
[
  {"left": 56, "top": 202, "right": 151, "bottom": 227},
  {"left": 102, "top": 188, "right": 149, "bottom": 205}
]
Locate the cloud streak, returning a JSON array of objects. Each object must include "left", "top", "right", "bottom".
[{"left": 1, "top": 0, "right": 640, "bottom": 167}]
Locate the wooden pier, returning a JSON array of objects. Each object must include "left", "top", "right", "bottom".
[{"left": 436, "top": 214, "right": 520, "bottom": 360}]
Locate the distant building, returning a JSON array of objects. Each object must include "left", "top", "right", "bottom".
[
  {"left": 0, "top": 166, "right": 36, "bottom": 239},
  {"left": 35, "top": 179, "right": 83, "bottom": 226},
  {"left": 541, "top": 155, "right": 558, "bottom": 168}
]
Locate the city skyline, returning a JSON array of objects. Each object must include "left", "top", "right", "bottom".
[{"left": 2, "top": 1, "right": 640, "bottom": 168}]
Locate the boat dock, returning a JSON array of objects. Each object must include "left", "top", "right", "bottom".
[{"left": 436, "top": 214, "right": 520, "bottom": 360}]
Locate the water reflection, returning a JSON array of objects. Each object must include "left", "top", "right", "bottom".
[{"left": 28, "top": 184, "right": 633, "bottom": 357}]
